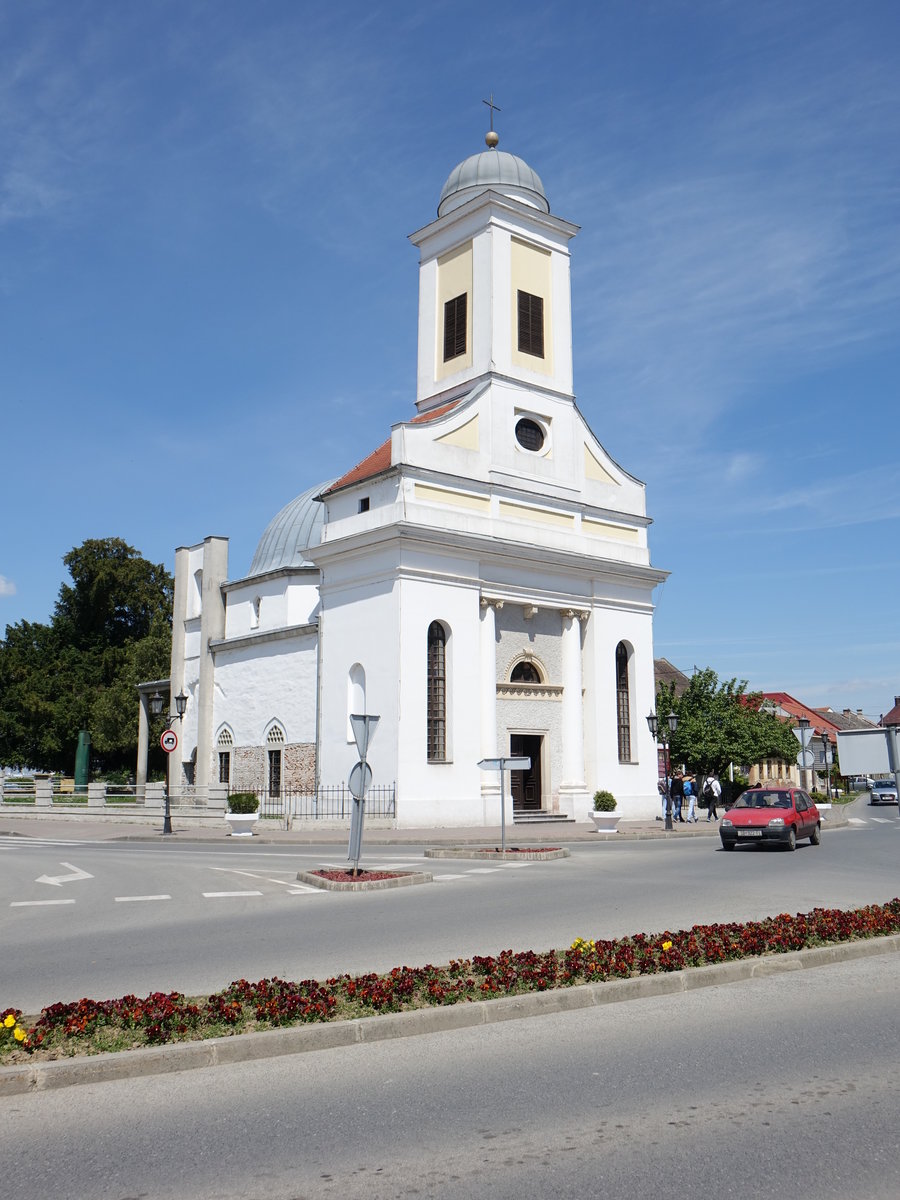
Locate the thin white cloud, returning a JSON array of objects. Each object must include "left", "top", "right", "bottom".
[{"left": 0, "top": 575, "right": 17, "bottom": 596}]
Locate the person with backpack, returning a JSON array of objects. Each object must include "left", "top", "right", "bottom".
[
  {"left": 683, "top": 775, "right": 697, "bottom": 822},
  {"left": 704, "top": 772, "right": 722, "bottom": 821}
]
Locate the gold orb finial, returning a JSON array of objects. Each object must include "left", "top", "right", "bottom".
[{"left": 482, "top": 93, "right": 501, "bottom": 150}]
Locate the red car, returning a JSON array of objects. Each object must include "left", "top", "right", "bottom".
[{"left": 719, "top": 787, "right": 821, "bottom": 852}]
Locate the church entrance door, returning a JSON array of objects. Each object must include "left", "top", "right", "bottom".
[{"left": 510, "top": 734, "right": 542, "bottom": 811}]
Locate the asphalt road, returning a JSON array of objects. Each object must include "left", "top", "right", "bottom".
[
  {"left": 4, "top": 950, "right": 899, "bottom": 1200},
  {"left": 3, "top": 796, "right": 899, "bottom": 1011}
]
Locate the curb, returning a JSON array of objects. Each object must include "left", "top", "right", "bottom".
[
  {"left": 295, "top": 869, "right": 433, "bottom": 891},
  {"left": 4, "top": 933, "right": 897, "bottom": 1097}
]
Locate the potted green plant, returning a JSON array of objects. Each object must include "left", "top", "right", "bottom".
[
  {"left": 589, "top": 789, "right": 620, "bottom": 833},
  {"left": 225, "top": 791, "right": 260, "bottom": 837}
]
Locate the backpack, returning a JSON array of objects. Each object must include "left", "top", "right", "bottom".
[{"left": 702, "top": 780, "right": 713, "bottom": 798}]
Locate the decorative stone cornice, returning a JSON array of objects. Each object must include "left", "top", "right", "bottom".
[{"left": 496, "top": 682, "right": 564, "bottom": 700}]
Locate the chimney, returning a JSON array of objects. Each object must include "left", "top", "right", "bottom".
[{"left": 843, "top": 708, "right": 851, "bottom": 716}]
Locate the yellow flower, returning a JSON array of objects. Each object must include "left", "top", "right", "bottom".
[
  {"left": 13, "top": 1027, "right": 26, "bottom": 1041},
  {"left": 3, "top": 1013, "right": 16, "bottom": 1028},
  {"left": 662, "top": 940, "right": 673, "bottom": 951}
]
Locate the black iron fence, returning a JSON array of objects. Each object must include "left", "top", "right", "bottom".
[{"left": 245, "top": 783, "right": 396, "bottom": 820}]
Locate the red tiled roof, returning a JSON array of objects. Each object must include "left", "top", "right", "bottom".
[
  {"left": 882, "top": 699, "right": 900, "bottom": 726},
  {"left": 761, "top": 692, "right": 839, "bottom": 740},
  {"left": 324, "top": 400, "right": 461, "bottom": 495}
]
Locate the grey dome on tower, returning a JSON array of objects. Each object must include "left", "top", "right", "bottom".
[
  {"left": 248, "top": 480, "right": 334, "bottom": 575},
  {"left": 437, "top": 149, "right": 549, "bottom": 217}
]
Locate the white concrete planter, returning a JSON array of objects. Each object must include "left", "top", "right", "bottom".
[
  {"left": 589, "top": 811, "right": 620, "bottom": 833},
  {"left": 225, "top": 813, "right": 259, "bottom": 837}
]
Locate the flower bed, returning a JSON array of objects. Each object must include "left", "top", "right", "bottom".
[{"left": 3, "top": 899, "right": 900, "bottom": 1064}]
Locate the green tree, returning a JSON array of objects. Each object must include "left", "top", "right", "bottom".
[
  {"left": 0, "top": 539, "right": 172, "bottom": 774},
  {"left": 656, "top": 667, "right": 799, "bottom": 784}
]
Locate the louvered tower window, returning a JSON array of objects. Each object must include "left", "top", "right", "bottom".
[
  {"left": 517, "top": 290, "right": 544, "bottom": 358},
  {"left": 443, "top": 293, "right": 467, "bottom": 361},
  {"left": 427, "top": 621, "right": 447, "bottom": 761},
  {"left": 616, "top": 643, "right": 632, "bottom": 763}
]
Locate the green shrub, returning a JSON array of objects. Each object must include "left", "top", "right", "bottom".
[
  {"left": 592, "top": 789, "right": 617, "bottom": 812},
  {"left": 227, "top": 792, "right": 260, "bottom": 814}
]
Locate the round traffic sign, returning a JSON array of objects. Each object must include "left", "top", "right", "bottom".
[
  {"left": 348, "top": 761, "right": 373, "bottom": 800},
  {"left": 796, "top": 749, "right": 815, "bottom": 769},
  {"left": 160, "top": 728, "right": 179, "bottom": 754}
]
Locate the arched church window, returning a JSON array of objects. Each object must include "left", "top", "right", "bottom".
[
  {"left": 251, "top": 596, "right": 261, "bottom": 629},
  {"left": 615, "top": 642, "right": 632, "bottom": 763},
  {"left": 511, "top": 660, "right": 542, "bottom": 684},
  {"left": 427, "top": 622, "right": 447, "bottom": 762},
  {"left": 267, "top": 724, "right": 284, "bottom": 797},
  {"left": 217, "top": 729, "right": 233, "bottom": 786}
]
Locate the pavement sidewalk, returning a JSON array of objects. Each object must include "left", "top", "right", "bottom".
[{"left": 0, "top": 808, "right": 847, "bottom": 845}]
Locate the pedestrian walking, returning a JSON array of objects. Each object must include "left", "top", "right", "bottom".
[
  {"left": 683, "top": 775, "right": 697, "bottom": 822},
  {"left": 704, "top": 772, "right": 722, "bottom": 821},
  {"left": 671, "top": 772, "right": 684, "bottom": 822}
]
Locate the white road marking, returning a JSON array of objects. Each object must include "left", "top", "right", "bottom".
[
  {"left": 871, "top": 817, "right": 893, "bottom": 824},
  {"left": 467, "top": 867, "right": 502, "bottom": 874},
  {"left": 11, "top": 899, "right": 76, "bottom": 907},
  {"left": 433, "top": 874, "right": 470, "bottom": 881},
  {"left": 35, "top": 862, "right": 94, "bottom": 886},
  {"left": 115, "top": 894, "right": 172, "bottom": 902},
  {"left": 207, "top": 866, "right": 308, "bottom": 888},
  {"left": 202, "top": 890, "right": 264, "bottom": 898},
  {"left": 848, "top": 818, "right": 867, "bottom": 825}
]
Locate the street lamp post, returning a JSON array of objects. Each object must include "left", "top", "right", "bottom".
[
  {"left": 797, "top": 715, "right": 811, "bottom": 792},
  {"left": 820, "top": 732, "right": 832, "bottom": 800},
  {"left": 647, "top": 710, "right": 679, "bottom": 831},
  {"left": 149, "top": 689, "right": 188, "bottom": 835}
]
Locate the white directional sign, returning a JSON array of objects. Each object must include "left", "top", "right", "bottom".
[{"left": 160, "top": 728, "right": 179, "bottom": 754}]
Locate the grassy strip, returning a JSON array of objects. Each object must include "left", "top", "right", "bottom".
[{"left": 3, "top": 898, "right": 899, "bottom": 1066}]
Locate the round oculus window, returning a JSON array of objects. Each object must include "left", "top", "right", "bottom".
[{"left": 515, "top": 417, "right": 545, "bottom": 452}]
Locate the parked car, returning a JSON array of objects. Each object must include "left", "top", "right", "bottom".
[
  {"left": 870, "top": 780, "right": 899, "bottom": 805},
  {"left": 719, "top": 787, "right": 820, "bottom": 852}
]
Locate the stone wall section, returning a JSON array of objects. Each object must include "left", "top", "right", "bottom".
[{"left": 222, "top": 743, "right": 317, "bottom": 792}]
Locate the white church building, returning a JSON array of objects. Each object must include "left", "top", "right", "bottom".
[{"left": 138, "top": 129, "right": 668, "bottom": 827}]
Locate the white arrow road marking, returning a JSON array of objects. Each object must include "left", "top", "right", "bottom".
[{"left": 35, "top": 862, "right": 94, "bottom": 887}]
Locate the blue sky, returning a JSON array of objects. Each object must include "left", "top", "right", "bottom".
[{"left": 2, "top": 0, "right": 898, "bottom": 720}]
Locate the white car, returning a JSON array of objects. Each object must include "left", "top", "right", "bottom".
[{"left": 870, "top": 780, "right": 898, "bottom": 805}]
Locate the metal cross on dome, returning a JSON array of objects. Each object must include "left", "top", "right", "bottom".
[{"left": 482, "top": 93, "right": 501, "bottom": 130}]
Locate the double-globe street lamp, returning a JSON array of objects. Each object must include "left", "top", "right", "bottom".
[
  {"left": 646, "top": 710, "right": 679, "bottom": 831},
  {"left": 149, "top": 689, "right": 188, "bottom": 835}
]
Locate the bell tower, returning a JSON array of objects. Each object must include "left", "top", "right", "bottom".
[{"left": 409, "top": 124, "right": 580, "bottom": 414}]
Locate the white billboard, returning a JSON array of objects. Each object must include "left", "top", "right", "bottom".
[{"left": 835, "top": 727, "right": 900, "bottom": 776}]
